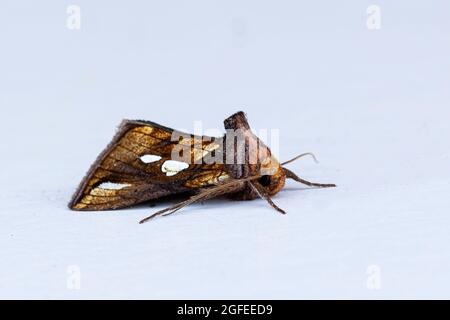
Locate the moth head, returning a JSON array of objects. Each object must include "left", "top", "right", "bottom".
[
  {"left": 223, "top": 111, "right": 335, "bottom": 207},
  {"left": 258, "top": 155, "right": 286, "bottom": 196}
]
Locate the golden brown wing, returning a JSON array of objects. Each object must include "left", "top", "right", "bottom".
[{"left": 69, "top": 120, "right": 229, "bottom": 211}]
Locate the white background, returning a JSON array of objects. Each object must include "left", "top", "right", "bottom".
[{"left": 1, "top": 1, "right": 449, "bottom": 299}]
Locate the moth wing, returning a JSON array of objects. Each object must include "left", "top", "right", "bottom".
[{"left": 69, "top": 120, "right": 229, "bottom": 211}]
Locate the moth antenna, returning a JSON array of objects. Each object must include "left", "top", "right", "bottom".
[
  {"left": 250, "top": 181, "right": 286, "bottom": 214},
  {"left": 281, "top": 152, "right": 319, "bottom": 166},
  {"left": 139, "top": 175, "right": 263, "bottom": 224},
  {"left": 283, "top": 167, "right": 336, "bottom": 188}
]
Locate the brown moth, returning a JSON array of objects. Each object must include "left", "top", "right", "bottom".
[{"left": 69, "top": 111, "right": 336, "bottom": 223}]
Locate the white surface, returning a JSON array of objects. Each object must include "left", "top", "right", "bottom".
[{"left": 1, "top": 1, "right": 450, "bottom": 299}]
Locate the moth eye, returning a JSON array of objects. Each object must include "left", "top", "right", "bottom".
[
  {"left": 140, "top": 154, "right": 162, "bottom": 164},
  {"left": 97, "top": 182, "right": 130, "bottom": 190},
  {"left": 161, "top": 160, "right": 189, "bottom": 176},
  {"left": 259, "top": 175, "right": 272, "bottom": 187}
]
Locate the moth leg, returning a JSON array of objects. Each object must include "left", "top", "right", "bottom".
[
  {"left": 250, "top": 181, "right": 286, "bottom": 214},
  {"left": 139, "top": 179, "right": 248, "bottom": 224},
  {"left": 139, "top": 197, "right": 196, "bottom": 224},
  {"left": 283, "top": 168, "right": 336, "bottom": 188}
]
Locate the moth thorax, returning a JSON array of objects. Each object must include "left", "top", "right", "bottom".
[{"left": 223, "top": 111, "right": 286, "bottom": 199}]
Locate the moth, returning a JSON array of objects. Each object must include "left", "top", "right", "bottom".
[{"left": 69, "top": 111, "right": 335, "bottom": 223}]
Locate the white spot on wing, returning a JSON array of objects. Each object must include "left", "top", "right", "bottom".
[
  {"left": 161, "top": 160, "right": 189, "bottom": 176},
  {"left": 97, "top": 182, "right": 130, "bottom": 190},
  {"left": 140, "top": 154, "right": 162, "bottom": 164},
  {"left": 218, "top": 174, "right": 229, "bottom": 182}
]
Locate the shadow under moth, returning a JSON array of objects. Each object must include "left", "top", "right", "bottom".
[{"left": 69, "top": 111, "right": 335, "bottom": 223}]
